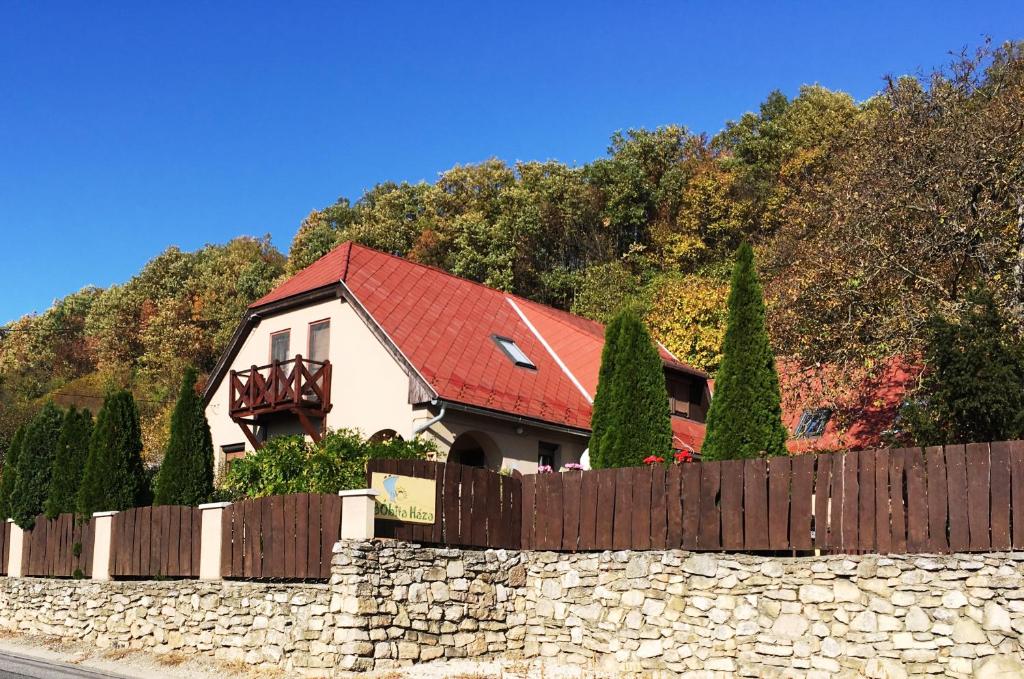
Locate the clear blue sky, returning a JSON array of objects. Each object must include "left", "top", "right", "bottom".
[{"left": 1, "top": 1, "right": 1021, "bottom": 323}]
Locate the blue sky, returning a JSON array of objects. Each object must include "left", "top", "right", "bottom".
[{"left": 1, "top": 1, "right": 1021, "bottom": 323}]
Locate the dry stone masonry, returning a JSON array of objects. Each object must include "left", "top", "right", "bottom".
[{"left": 1, "top": 540, "right": 1024, "bottom": 677}]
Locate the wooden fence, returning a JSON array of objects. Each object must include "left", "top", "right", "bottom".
[
  {"left": 521, "top": 441, "right": 1024, "bottom": 554},
  {"left": 111, "top": 506, "right": 202, "bottom": 578},
  {"left": 220, "top": 493, "right": 342, "bottom": 579},
  {"left": 0, "top": 521, "right": 10, "bottom": 576},
  {"left": 366, "top": 459, "right": 520, "bottom": 549},
  {"left": 21, "top": 513, "right": 94, "bottom": 577}
]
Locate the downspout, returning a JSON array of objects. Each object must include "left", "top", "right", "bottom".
[{"left": 413, "top": 399, "right": 447, "bottom": 435}]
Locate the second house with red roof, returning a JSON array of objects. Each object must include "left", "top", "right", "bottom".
[{"left": 202, "top": 242, "right": 712, "bottom": 474}]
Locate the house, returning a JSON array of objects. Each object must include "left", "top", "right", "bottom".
[
  {"left": 779, "top": 357, "right": 922, "bottom": 454},
  {"left": 202, "top": 242, "right": 711, "bottom": 474}
]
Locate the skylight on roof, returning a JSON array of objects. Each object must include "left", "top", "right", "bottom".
[{"left": 493, "top": 336, "right": 536, "bottom": 369}]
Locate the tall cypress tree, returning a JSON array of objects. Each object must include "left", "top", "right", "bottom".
[
  {"left": 44, "top": 407, "right": 94, "bottom": 519},
  {"left": 77, "top": 390, "right": 147, "bottom": 516},
  {"left": 589, "top": 308, "right": 672, "bottom": 468},
  {"left": 0, "top": 426, "right": 26, "bottom": 521},
  {"left": 12, "top": 402, "right": 65, "bottom": 529},
  {"left": 154, "top": 368, "right": 214, "bottom": 506},
  {"left": 702, "top": 242, "right": 787, "bottom": 460}
]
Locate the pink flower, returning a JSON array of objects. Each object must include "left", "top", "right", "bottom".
[
  {"left": 562, "top": 463, "right": 583, "bottom": 471},
  {"left": 643, "top": 455, "right": 665, "bottom": 465},
  {"left": 674, "top": 451, "right": 694, "bottom": 464},
  {"left": 537, "top": 465, "right": 554, "bottom": 474}
]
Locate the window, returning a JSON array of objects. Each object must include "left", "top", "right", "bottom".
[
  {"left": 270, "top": 330, "right": 291, "bottom": 362},
  {"left": 308, "top": 320, "right": 330, "bottom": 363},
  {"left": 794, "top": 408, "right": 832, "bottom": 438},
  {"left": 493, "top": 335, "right": 535, "bottom": 369},
  {"left": 222, "top": 443, "right": 246, "bottom": 473},
  {"left": 538, "top": 441, "right": 560, "bottom": 470}
]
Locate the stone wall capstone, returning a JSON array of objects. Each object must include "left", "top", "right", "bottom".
[{"left": 1, "top": 541, "right": 1024, "bottom": 678}]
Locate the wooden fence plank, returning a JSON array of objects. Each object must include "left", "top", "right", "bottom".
[
  {"left": 966, "top": 442, "right": 992, "bottom": 551},
  {"left": 306, "top": 494, "right": 322, "bottom": 578},
  {"left": 631, "top": 468, "right": 653, "bottom": 551},
  {"left": 814, "top": 454, "right": 832, "bottom": 550},
  {"left": 320, "top": 494, "right": 342, "bottom": 579},
  {"left": 768, "top": 457, "right": 791, "bottom": 551},
  {"left": 649, "top": 466, "right": 667, "bottom": 550},
  {"left": 681, "top": 463, "right": 700, "bottom": 550},
  {"left": 562, "top": 471, "right": 582, "bottom": 551},
  {"left": 925, "top": 446, "right": 949, "bottom": 553},
  {"left": 906, "top": 449, "right": 928, "bottom": 553},
  {"left": 698, "top": 462, "right": 721, "bottom": 550},
  {"left": 790, "top": 455, "right": 814, "bottom": 551},
  {"left": 666, "top": 465, "right": 683, "bottom": 548},
  {"left": 520, "top": 474, "right": 535, "bottom": 550},
  {"left": 887, "top": 450, "right": 906, "bottom": 553},
  {"left": 874, "top": 449, "right": 891, "bottom": 554},
  {"left": 575, "top": 470, "right": 596, "bottom": 550},
  {"left": 612, "top": 468, "right": 633, "bottom": 551},
  {"left": 168, "top": 506, "right": 182, "bottom": 576},
  {"left": 595, "top": 469, "right": 616, "bottom": 549},
  {"left": 859, "top": 451, "right": 876, "bottom": 551},
  {"left": 743, "top": 459, "right": 769, "bottom": 550},
  {"left": 990, "top": 441, "right": 1012, "bottom": 551},
  {"left": 509, "top": 473, "right": 522, "bottom": 550},
  {"left": 442, "top": 462, "right": 463, "bottom": 545},
  {"left": 469, "top": 468, "right": 490, "bottom": 548},
  {"left": 945, "top": 444, "right": 969, "bottom": 552},
  {"left": 841, "top": 452, "right": 860, "bottom": 552},
  {"left": 1011, "top": 441, "right": 1024, "bottom": 549},
  {"left": 720, "top": 460, "right": 744, "bottom": 550},
  {"left": 269, "top": 495, "right": 284, "bottom": 578},
  {"left": 828, "top": 454, "right": 845, "bottom": 552}
]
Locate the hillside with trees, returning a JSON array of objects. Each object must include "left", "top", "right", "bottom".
[{"left": 0, "top": 42, "right": 1021, "bottom": 461}]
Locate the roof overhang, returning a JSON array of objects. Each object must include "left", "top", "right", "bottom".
[{"left": 427, "top": 398, "right": 592, "bottom": 439}]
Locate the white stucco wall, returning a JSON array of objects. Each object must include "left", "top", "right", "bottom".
[{"left": 206, "top": 297, "right": 414, "bottom": 473}]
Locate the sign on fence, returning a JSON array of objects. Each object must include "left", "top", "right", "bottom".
[{"left": 370, "top": 472, "right": 436, "bottom": 523}]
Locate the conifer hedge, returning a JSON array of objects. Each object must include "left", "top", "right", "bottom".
[
  {"left": 77, "top": 390, "right": 147, "bottom": 516},
  {"left": 589, "top": 308, "right": 672, "bottom": 468},
  {"left": 0, "top": 426, "right": 26, "bottom": 521},
  {"left": 12, "top": 402, "right": 64, "bottom": 529},
  {"left": 154, "top": 368, "right": 214, "bottom": 506},
  {"left": 701, "top": 243, "right": 787, "bottom": 460},
  {"left": 44, "top": 407, "right": 93, "bottom": 519}
]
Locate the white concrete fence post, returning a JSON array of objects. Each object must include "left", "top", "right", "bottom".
[
  {"left": 6, "top": 519, "right": 24, "bottom": 577},
  {"left": 338, "top": 489, "right": 379, "bottom": 541},
  {"left": 90, "top": 511, "right": 118, "bottom": 581},
  {"left": 198, "top": 501, "right": 232, "bottom": 580}
]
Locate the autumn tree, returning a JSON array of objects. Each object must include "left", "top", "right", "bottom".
[
  {"left": 589, "top": 309, "right": 672, "bottom": 468},
  {"left": 702, "top": 244, "right": 787, "bottom": 460}
]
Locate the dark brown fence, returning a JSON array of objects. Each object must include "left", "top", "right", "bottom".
[
  {"left": 220, "top": 493, "right": 342, "bottom": 579},
  {"left": 366, "top": 459, "right": 521, "bottom": 549},
  {"left": 22, "top": 513, "right": 94, "bottom": 577},
  {"left": 111, "top": 506, "right": 202, "bottom": 578},
  {"left": 521, "top": 441, "right": 1024, "bottom": 554}
]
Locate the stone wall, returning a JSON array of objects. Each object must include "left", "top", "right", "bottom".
[{"left": 2, "top": 543, "right": 1024, "bottom": 678}]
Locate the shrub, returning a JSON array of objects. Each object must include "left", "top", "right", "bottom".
[
  {"left": 153, "top": 368, "right": 214, "bottom": 506},
  {"left": 44, "top": 407, "right": 94, "bottom": 519},
  {"left": 12, "top": 402, "right": 65, "bottom": 529},
  {"left": 701, "top": 243, "right": 787, "bottom": 460},
  {"left": 0, "top": 426, "right": 26, "bottom": 521},
  {"left": 223, "top": 429, "right": 434, "bottom": 498},
  {"left": 77, "top": 390, "right": 147, "bottom": 516},
  {"left": 589, "top": 308, "right": 672, "bottom": 468}
]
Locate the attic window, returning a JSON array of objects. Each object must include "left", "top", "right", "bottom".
[
  {"left": 493, "top": 335, "right": 536, "bottom": 369},
  {"left": 794, "top": 408, "right": 832, "bottom": 438}
]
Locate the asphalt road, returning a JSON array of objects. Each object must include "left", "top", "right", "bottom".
[{"left": 0, "top": 652, "right": 133, "bottom": 679}]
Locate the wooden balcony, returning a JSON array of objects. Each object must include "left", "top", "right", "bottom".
[{"left": 229, "top": 355, "right": 332, "bottom": 447}]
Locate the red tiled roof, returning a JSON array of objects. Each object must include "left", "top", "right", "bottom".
[{"left": 250, "top": 242, "right": 707, "bottom": 443}]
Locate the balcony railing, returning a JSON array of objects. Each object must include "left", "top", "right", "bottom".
[{"left": 229, "top": 355, "right": 332, "bottom": 419}]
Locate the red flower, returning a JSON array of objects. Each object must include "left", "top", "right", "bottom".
[
  {"left": 643, "top": 455, "right": 665, "bottom": 465},
  {"left": 674, "top": 451, "right": 694, "bottom": 464}
]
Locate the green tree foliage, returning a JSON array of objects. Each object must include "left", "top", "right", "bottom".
[
  {"left": 153, "top": 368, "right": 214, "bottom": 506},
  {"left": 589, "top": 309, "right": 672, "bottom": 468},
  {"left": 905, "top": 291, "right": 1024, "bottom": 445},
  {"left": 701, "top": 244, "right": 787, "bottom": 460},
  {"left": 77, "top": 390, "right": 147, "bottom": 516},
  {"left": 0, "top": 426, "right": 26, "bottom": 520},
  {"left": 11, "top": 402, "right": 64, "bottom": 528},
  {"left": 44, "top": 407, "right": 93, "bottom": 518},
  {"left": 223, "top": 429, "right": 434, "bottom": 498}
]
